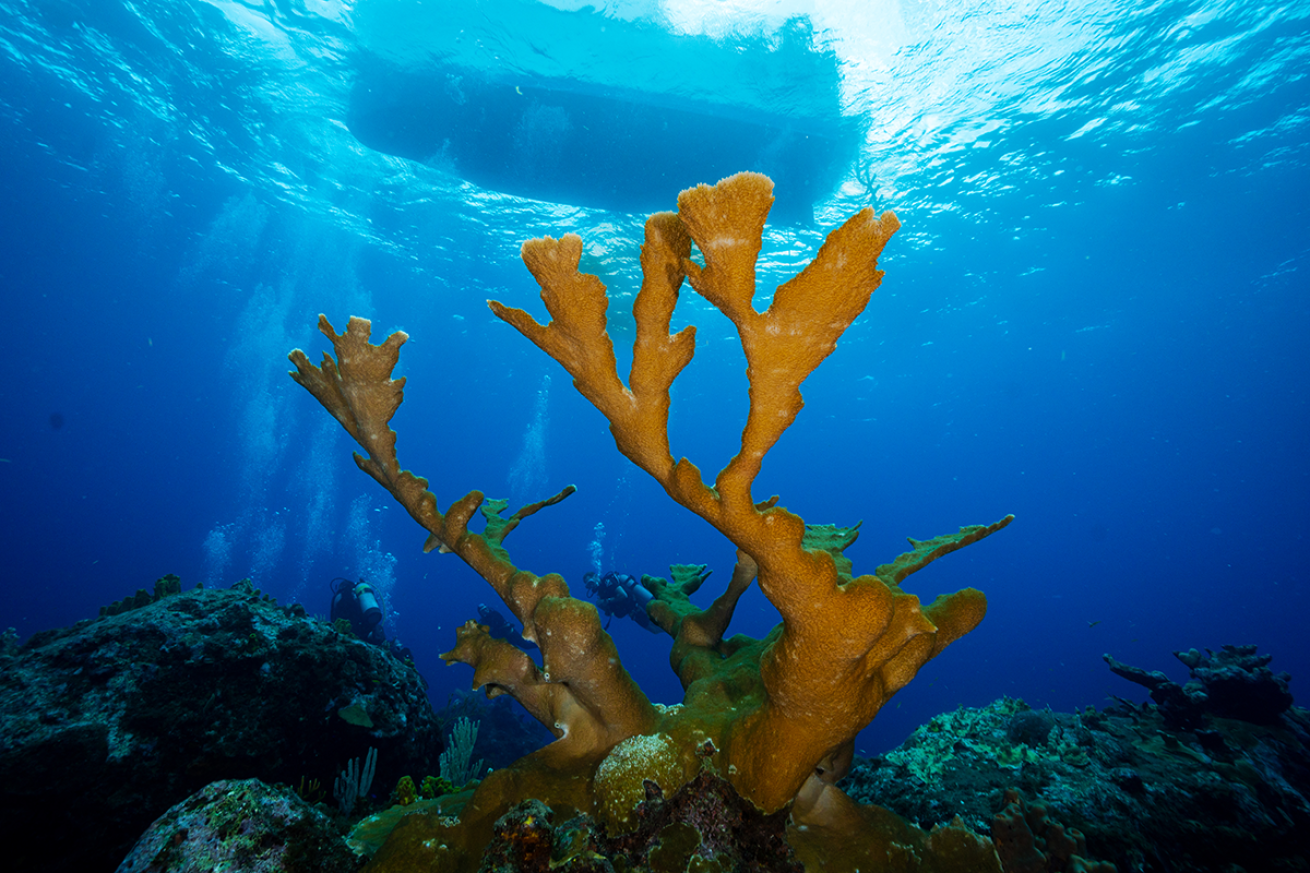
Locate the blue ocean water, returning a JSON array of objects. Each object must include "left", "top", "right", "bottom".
[{"left": 1, "top": 0, "right": 1306, "bottom": 756}]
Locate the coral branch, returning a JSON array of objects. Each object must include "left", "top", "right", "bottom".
[
  {"left": 288, "top": 315, "right": 450, "bottom": 550},
  {"left": 491, "top": 172, "right": 1007, "bottom": 812},
  {"left": 677, "top": 174, "right": 899, "bottom": 506},
  {"left": 876, "top": 514, "right": 1016, "bottom": 585},
  {"left": 479, "top": 485, "right": 578, "bottom": 553},
  {"left": 645, "top": 553, "right": 760, "bottom": 688},
  {"left": 293, "top": 173, "right": 1014, "bottom": 868},
  {"left": 441, "top": 615, "right": 655, "bottom": 762},
  {"left": 489, "top": 211, "right": 696, "bottom": 482},
  {"left": 288, "top": 314, "right": 656, "bottom": 780}
]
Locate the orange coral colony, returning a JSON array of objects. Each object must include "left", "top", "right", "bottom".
[{"left": 288, "top": 172, "right": 1013, "bottom": 871}]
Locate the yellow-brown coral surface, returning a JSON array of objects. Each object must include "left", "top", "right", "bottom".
[{"left": 289, "top": 172, "right": 1012, "bottom": 871}]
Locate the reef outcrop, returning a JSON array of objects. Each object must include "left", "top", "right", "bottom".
[
  {"left": 1104, "top": 644, "right": 1293, "bottom": 729},
  {"left": 118, "top": 778, "right": 358, "bottom": 873},
  {"left": 288, "top": 172, "right": 1012, "bottom": 871},
  {"left": 844, "top": 647, "right": 1309, "bottom": 872},
  {"left": 0, "top": 578, "right": 440, "bottom": 873}
]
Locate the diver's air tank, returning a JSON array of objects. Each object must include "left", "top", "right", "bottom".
[{"left": 354, "top": 582, "right": 382, "bottom": 630}]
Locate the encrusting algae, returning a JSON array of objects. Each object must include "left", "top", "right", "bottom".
[{"left": 289, "top": 172, "right": 1014, "bottom": 871}]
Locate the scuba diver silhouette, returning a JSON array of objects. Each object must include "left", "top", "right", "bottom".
[
  {"left": 582, "top": 571, "right": 659, "bottom": 633},
  {"left": 329, "top": 577, "right": 412, "bottom": 661},
  {"left": 330, "top": 577, "right": 385, "bottom": 644}
]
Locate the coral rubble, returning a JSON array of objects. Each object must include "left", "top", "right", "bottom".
[{"left": 288, "top": 172, "right": 1012, "bottom": 870}]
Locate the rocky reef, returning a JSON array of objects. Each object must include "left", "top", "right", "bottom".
[
  {"left": 118, "top": 778, "right": 358, "bottom": 873},
  {"left": 844, "top": 647, "right": 1309, "bottom": 872},
  {"left": 0, "top": 577, "right": 442, "bottom": 873},
  {"left": 15, "top": 630, "right": 1291, "bottom": 872}
]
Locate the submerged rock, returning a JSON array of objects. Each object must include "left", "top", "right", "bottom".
[
  {"left": 117, "top": 778, "right": 358, "bottom": 873},
  {"left": 0, "top": 578, "right": 442, "bottom": 873}
]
